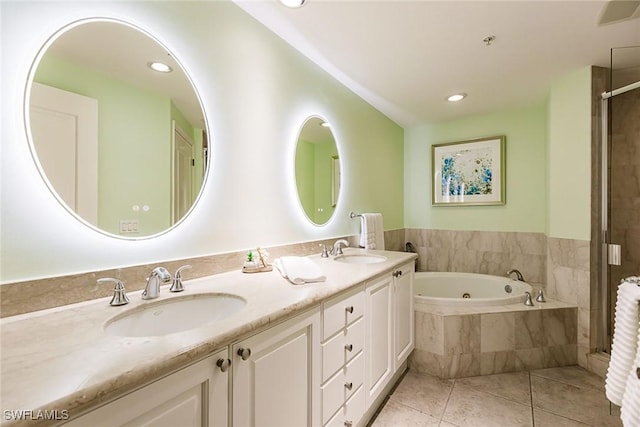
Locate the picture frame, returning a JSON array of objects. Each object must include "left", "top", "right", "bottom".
[{"left": 432, "top": 135, "right": 506, "bottom": 206}]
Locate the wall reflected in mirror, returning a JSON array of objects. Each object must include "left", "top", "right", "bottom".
[
  {"left": 28, "top": 20, "right": 209, "bottom": 238},
  {"left": 295, "top": 116, "right": 340, "bottom": 225}
]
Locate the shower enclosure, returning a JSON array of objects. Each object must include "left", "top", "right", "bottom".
[{"left": 600, "top": 46, "right": 640, "bottom": 353}]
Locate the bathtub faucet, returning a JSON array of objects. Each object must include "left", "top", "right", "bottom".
[{"left": 507, "top": 269, "right": 525, "bottom": 282}]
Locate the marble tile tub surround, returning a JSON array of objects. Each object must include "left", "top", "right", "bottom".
[
  {"left": 405, "top": 228, "right": 547, "bottom": 285},
  {"left": 0, "top": 230, "right": 405, "bottom": 318},
  {"left": 546, "top": 236, "right": 593, "bottom": 369},
  {"left": 410, "top": 301, "right": 577, "bottom": 379},
  {"left": 371, "top": 366, "right": 621, "bottom": 426},
  {"left": 0, "top": 248, "right": 417, "bottom": 424}
]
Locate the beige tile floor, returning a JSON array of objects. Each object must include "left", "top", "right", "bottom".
[{"left": 370, "top": 366, "right": 622, "bottom": 427}]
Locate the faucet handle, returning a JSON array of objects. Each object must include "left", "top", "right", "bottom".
[
  {"left": 170, "top": 265, "right": 192, "bottom": 293},
  {"left": 320, "top": 244, "right": 330, "bottom": 258},
  {"left": 98, "top": 278, "right": 130, "bottom": 306}
]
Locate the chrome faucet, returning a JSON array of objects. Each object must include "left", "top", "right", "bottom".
[
  {"left": 170, "top": 265, "right": 192, "bottom": 293},
  {"left": 507, "top": 269, "right": 525, "bottom": 282},
  {"left": 142, "top": 267, "right": 171, "bottom": 300},
  {"left": 98, "top": 278, "right": 130, "bottom": 306},
  {"left": 332, "top": 239, "right": 349, "bottom": 256}
]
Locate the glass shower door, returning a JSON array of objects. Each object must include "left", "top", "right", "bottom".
[{"left": 604, "top": 46, "right": 640, "bottom": 352}]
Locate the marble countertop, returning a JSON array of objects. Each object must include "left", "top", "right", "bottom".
[{"left": 0, "top": 248, "right": 416, "bottom": 426}]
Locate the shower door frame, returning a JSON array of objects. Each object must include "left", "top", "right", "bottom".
[{"left": 599, "top": 79, "right": 640, "bottom": 353}]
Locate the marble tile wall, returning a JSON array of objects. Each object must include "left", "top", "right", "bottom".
[
  {"left": 410, "top": 306, "right": 577, "bottom": 379},
  {"left": 405, "top": 229, "right": 547, "bottom": 285},
  {"left": 546, "top": 237, "right": 592, "bottom": 368}
]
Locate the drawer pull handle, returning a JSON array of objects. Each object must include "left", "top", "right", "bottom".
[
  {"left": 345, "top": 344, "right": 353, "bottom": 352},
  {"left": 344, "top": 382, "right": 353, "bottom": 390},
  {"left": 344, "top": 420, "right": 353, "bottom": 427},
  {"left": 345, "top": 306, "right": 354, "bottom": 314},
  {"left": 216, "top": 358, "right": 231, "bottom": 372},
  {"left": 237, "top": 347, "right": 252, "bottom": 361}
]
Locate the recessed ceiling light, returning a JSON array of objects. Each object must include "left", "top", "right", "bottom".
[
  {"left": 280, "top": 0, "right": 306, "bottom": 8},
  {"left": 148, "top": 61, "right": 173, "bottom": 73},
  {"left": 447, "top": 93, "right": 467, "bottom": 102}
]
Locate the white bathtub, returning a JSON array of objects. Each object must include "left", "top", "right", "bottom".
[{"left": 414, "top": 272, "right": 532, "bottom": 306}]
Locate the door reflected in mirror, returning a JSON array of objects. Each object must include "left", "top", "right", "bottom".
[
  {"left": 27, "top": 19, "right": 209, "bottom": 238},
  {"left": 294, "top": 116, "right": 341, "bottom": 225}
]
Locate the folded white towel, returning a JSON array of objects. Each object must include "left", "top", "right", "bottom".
[
  {"left": 621, "top": 322, "right": 640, "bottom": 426},
  {"left": 359, "top": 213, "right": 385, "bottom": 250},
  {"left": 273, "top": 256, "right": 326, "bottom": 285},
  {"left": 605, "top": 280, "right": 640, "bottom": 406}
]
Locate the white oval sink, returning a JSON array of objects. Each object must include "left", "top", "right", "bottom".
[
  {"left": 105, "top": 293, "right": 246, "bottom": 337},
  {"left": 334, "top": 254, "right": 387, "bottom": 264}
]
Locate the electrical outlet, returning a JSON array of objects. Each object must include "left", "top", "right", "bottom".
[{"left": 119, "top": 220, "right": 139, "bottom": 234}]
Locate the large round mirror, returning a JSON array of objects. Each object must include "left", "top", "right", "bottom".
[
  {"left": 26, "top": 19, "right": 209, "bottom": 238},
  {"left": 294, "top": 116, "right": 341, "bottom": 225}
]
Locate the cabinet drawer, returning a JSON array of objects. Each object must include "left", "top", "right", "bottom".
[
  {"left": 324, "top": 382, "right": 365, "bottom": 427},
  {"left": 322, "top": 352, "right": 364, "bottom": 425},
  {"left": 322, "top": 317, "right": 364, "bottom": 381},
  {"left": 323, "top": 286, "right": 364, "bottom": 340}
]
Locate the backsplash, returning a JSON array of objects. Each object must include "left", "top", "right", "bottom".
[{"left": 0, "top": 230, "right": 406, "bottom": 318}]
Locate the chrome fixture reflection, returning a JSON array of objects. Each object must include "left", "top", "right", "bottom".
[
  {"left": 98, "top": 278, "right": 130, "bottom": 306},
  {"left": 524, "top": 291, "right": 534, "bottom": 306},
  {"left": 170, "top": 265, "right": 192, "bottom": 293},
  {"left": 142, "top": 267, "right": 171, "bottom": 300},
  {"left": 332, "top": 239, "right": 349, "bottom": 256},
  {"left": 507, "top": 269, "right": 525, "bottom": 282}
]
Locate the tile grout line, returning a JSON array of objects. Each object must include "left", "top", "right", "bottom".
[
  {"left": 439, "top": 377, "right": 456, "bottom": 423},
  {"left": 529, "top": 371, "right": 536, "bottom": 426}
]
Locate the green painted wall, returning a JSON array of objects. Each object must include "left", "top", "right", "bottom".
[
  {"left": 295, "top": 139, "right": 315, "bottom": 221},
  {"left": 405, "top": 104, "right": 547, "bottom": 232},
  {"left": 294, "top": 139, "right": 338, "bottom": 224},
  {"left": 313, "top": 141, "right": 338, "bottom": 224},
  {"left": 547, "top": 67, "right": 592, "bottom": 240}
]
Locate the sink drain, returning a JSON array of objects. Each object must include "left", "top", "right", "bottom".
[{"left": 462, "top": 293, "right": 471, "bottom": 299}]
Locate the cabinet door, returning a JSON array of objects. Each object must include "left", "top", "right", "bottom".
[
  {"left": 364, "top": 275, "right": 393, "bottom": 407},
  {"left": 395, "top": 263, "right": 415, "bottom": 365},
  {"left": 232, "top": 308, "right": 321, "bottom": 427},
  {"left": 65, "top": 350, "right": 229, "bottom": 427}
]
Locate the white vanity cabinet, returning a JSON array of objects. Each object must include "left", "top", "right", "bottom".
[
  {"left": 364, "top": 274, "right": 394, "bottom": 407},
  {"left": 231, "top": 307, "right": 321, "bottom": 427},
  {"left": 64, "top": 349, "right": 230, "bottom": 427},
  {"left": 320, "top": 285, "right": 366, "bottom": 427},
  {"left": 364, "top": 262, "right": 415, "bottom": 409},
  {"left": 394, "top": 262, "right": 415, "bottom": 366}
]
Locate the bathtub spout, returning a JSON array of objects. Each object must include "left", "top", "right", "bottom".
[
  {"left": 507, "top": 269, "right": 525, "bottom": 282},
  {"left": 405, "top": 242, "right": 418, "bottom": 271}
]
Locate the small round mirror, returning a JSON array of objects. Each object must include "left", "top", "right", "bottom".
[
  {"left": 26, "top": 19, "right": 209, "bottom": 238},
  {"left": 294, "top": 116, "right": 341, "bottom": 225}
]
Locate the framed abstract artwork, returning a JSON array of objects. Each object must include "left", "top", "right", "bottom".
[{"left": 432, "top": 135, "right": 506, "bottom": 206}]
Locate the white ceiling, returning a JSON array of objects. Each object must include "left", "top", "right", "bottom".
[
  {"left": 43, "top": 21, "right": 205, "bottom": 128},
  {"left": 235, "top": 0, "right": 640, "bottom": 127}
]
